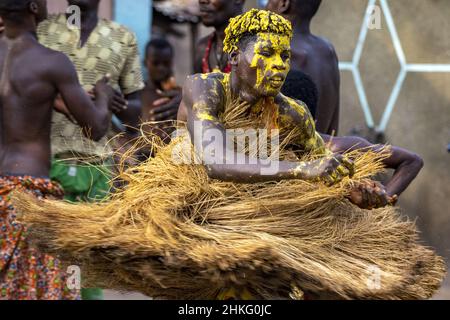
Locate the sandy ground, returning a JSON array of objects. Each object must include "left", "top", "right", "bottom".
[
  {"left": 432, "top": 270, "right": 450, "bottom": 300},
  {"left": 104, "top": 290, "right": 152, "bottom": 300},
  {"left": 103, "top": 270, "right": 450, "bottom": 300}
]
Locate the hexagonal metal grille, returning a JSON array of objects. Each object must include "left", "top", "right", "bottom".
[{"left": 339, "top": 0, "right": 450, "bottom": 132}]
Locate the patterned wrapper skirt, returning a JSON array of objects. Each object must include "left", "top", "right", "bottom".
[{"left": 0, "top": 175, "right": 80, "bottom": 300}]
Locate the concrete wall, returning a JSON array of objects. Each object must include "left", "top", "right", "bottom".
[{"left": 312, "top": 0, "right": 450, "bottom": 254}]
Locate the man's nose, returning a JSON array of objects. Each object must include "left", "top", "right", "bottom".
[
  {"left": 272, "top": 55, "right": 287, "bottom": 70},
  {"left": 199, "top": 0, "right": 209, "bottom": 5}
]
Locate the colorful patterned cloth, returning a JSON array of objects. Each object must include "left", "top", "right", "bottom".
[{"left": 0, "top": 176, "right": 80, "bottom": 300}]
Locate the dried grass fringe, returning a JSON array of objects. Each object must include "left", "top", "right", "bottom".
[{"left": 11, "top": 97, "right": 446, "bottom": 300}]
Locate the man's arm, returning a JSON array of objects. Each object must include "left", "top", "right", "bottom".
[
  {"left": 287, "top": 98, "right": 329, "bottom": 156},
  {"left": 185, "top": 76, "right": 353, "bottom": 184},
  {"left": 378, "top": 145, "right": 423, "bottom": 197},
  {"left": 115, "top": 91, "right": 141, "bottom": 135},
  {"left": 49, "top": 52, "right": 112, "bottom": 141},
  {"left": 315, "top": 42, "right": 340, "bottom": 135},
  {"left": 324, "top": 135, "right": 424, "bottom": 197}
]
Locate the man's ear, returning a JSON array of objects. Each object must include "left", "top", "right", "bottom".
[
  {"left": 229, "top": 51, "right": 239, "bottom": 66},
  {"left": 29, "top": 1, "right": 39, "bottom": 14},
  {"left": 279, "top": 0, "right": 291, "bottom": 14}
]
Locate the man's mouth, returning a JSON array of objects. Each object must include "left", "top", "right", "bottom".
[
  {"left": 268, "top": 75, "right": 285, "bottom": 88},
  {"left": 199, "top": 8, "right": 214, "bottom": 15}
]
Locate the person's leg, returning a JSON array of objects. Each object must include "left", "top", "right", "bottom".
[
  {"left": 50, "top": 159, "right": 91, "bottom": 202},
  {"left": 81, "top": 163, "right": 114, "bottom": 300},
  {"left": 50, "top": 160, "right": 113, "bottom": 300}
]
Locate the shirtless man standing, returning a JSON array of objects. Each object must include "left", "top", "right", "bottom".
[
  {"left": 0, "top": 0, "right": 114, "bottom": 299},
  {"left": 266, "top": 0, "right": 340, "bottom": 135}
]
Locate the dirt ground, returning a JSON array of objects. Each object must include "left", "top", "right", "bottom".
[{"left": 103, "top": 270, "right": 450, "bottom": 300}]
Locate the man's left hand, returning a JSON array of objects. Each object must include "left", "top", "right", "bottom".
[{"left": 348, "top": 180, "right": 397, "bottom": 210}]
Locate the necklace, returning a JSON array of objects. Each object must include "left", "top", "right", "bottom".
[{"left": 213, "top": 38, "right": 226, "bottom": 71}]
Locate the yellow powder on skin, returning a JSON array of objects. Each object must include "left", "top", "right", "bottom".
[
  {"left": 193, "top": 102, "right": 217, "bottom": 121},
  {"left": 284, "top": 97, "right": 307, "bottom": 117},
  {"left": 223, "top": 9, "right": 292, "bottom": 96},
  {"left": 223, "top": 9, "right": 292, "bottom": 54},
  {"left": 250, "top": 33, "right": 291, "bottom": 91},
  {"left": 197, "top": 112, "right": 216, "bottom": 122}
]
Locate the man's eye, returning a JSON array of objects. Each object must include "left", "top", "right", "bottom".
[
  {"left": 259, "top": 51, "right": 271, "bottom": 57},
  {"left": 281, "top": 52, "right": 290, "bottom": 60}
]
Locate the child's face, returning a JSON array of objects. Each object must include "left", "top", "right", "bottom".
[{"left": 145, "top": 47, "right": 173, "bottom": 84}]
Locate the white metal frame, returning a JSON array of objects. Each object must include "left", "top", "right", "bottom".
[{"left": 339, "top": 0, "right": 450, "bottom": 132}]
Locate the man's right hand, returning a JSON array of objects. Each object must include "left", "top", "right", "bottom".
[
  {"left": 90, "top": 87, "right": 128, "bottom": 114},
  {"left": 149, "top": 89, "right": 182, "bottom": 122},
  {"left": 94, "top": 75, "right": 114, "bottom": 105},
  {"left": 304, "top": 154, "right": 355, "bottom": 185}
]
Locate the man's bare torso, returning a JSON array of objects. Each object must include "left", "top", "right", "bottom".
[
  {"left": 290, "top": 34, "right": 340, "bottom": 135},
  {"left": 178, "top": 72, "right": 322, "bottom": 153},
  {"left": 0, "top": 35, "right": 58, "bottom": 177}
]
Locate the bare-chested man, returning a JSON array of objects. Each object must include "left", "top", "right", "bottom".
[
  {"left": 266, "top": 0, "right": 340, "bottom": 135},
  {"left": 0, "top": 0, "right": 114, "bottom": 299},
  {"left": 178, "top": 8, "right": 355, "bottom": 299},
  {"left": 180, "top": 9, "right": 353, "bottom": 186}
]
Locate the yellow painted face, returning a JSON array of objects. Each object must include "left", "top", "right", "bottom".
[{"left": 248, "top": 32, "right": 291, "bottom": 96}]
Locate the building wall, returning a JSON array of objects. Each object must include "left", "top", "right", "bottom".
[{"left": 114, "top": 0, "right": 152, "bottom": 61}]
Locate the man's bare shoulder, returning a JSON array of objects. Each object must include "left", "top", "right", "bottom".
[
  {"left": 311, "top": 35, "right": 338, "bottom": 59},
  {"left": 276, "top": 93, "right": 311, "bottom": 124},
  {"left": 186, "top": 72, "right": 227, "bottom": 90},
  {"left": 41, "top": 46, "right": 72, "bottom": 66},
  {"left": 34, "top": 45, "right": 76, "bottom": 80},
  {"left": 184, "top": 72, "right": 227, "bottom": 113}
]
